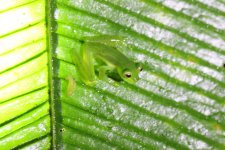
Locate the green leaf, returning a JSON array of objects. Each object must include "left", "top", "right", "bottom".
[
  {"left": 0, "top": 0, "right": 50, "bottom": 149},
  {"left": 1, "top": 0, "right": 225, "bottom": 149}
]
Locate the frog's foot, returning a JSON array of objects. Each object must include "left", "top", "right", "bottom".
[
  {"left": 65, "top": 76, "right": 76, "bottom": 96},
  {"left": 83, "top": 79, "right": 97, "bottom": 87}
]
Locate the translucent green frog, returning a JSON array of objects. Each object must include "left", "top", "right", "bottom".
[{"left": 72, "top": 35, "right": 142, "bottom": 86}]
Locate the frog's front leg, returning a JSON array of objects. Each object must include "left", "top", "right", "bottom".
[
  {"left": 97, "top": 66, "right": 121, "bottom": 87},
  {"left": 97, "top": 66, "right": 114, "bottom": 81}
]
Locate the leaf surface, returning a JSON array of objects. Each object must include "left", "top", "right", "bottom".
[
  {"left": 0, "top": 0, "right": 50, "bottom": 149},
  {"left": 1, "top": 0, "right": 225, "bottom": 149}
]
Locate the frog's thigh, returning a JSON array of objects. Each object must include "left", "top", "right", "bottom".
[
  {"left": 81, "top": 44, "right": 96, "bottom": 84},
  {"left": 71, "top": 48, "right": 82, "bottom": 65}
]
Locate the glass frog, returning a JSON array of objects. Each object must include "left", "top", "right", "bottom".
[{"left": 71, "top": 35, "right": 142, "bottom": 86}]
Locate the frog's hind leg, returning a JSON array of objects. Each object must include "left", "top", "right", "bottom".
[
  {"left": 71, "top": 48, "right": 82, "bottom": 66},
  {"left": 79, "top": 43, "right": 96, "bottom": 86}
]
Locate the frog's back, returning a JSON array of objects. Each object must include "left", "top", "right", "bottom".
[{"left": 84, "top": 42, "right": 134, "bottom": 69}]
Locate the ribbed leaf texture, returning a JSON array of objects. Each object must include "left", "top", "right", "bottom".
[
  {"left": 0, "top": 0, "right": 50, "bottom": 149},
  {"left": 1, "top": 0, "right": 225, "bottom": 149}
]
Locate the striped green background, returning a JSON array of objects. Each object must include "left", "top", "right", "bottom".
[{"left": 0, "top": 0, "right": 225, "bottom": 149}]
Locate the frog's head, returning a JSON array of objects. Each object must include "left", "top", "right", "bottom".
[{"left": 118, "top": 63, "right": 142, "bottom": 84}]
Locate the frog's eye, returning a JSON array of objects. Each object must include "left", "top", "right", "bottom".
[
  {"left": 137, "top": 66, "right": 143, "bottom": 72},
  {"left": 124, "top": 71, "right": 132, "bottom": 78}
]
